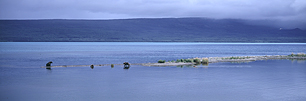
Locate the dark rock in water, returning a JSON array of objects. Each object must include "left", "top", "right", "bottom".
[
  {"left": 90, "top": 64, "right": 94, "bottom": 69},
  {"left": 46, "top": 61, "right": 53, "bottom": 66},
  {"left": 46, "top": 61, "right": 53, "bottom": 69},
  {"left": 123, "top": 62, "right": 130, "bottom": 69}
]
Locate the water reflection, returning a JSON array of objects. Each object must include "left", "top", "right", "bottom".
[
  {"left": 176, "top": 64, "right": 209, "bottom": 69},
  {"left": 290, "top": 59, "right": 306, "bottom": 64},
  {"left": 124, "top": 67, "right": 130, "bottom": 69}
]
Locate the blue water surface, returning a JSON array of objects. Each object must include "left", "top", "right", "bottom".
[{"left": 0, "top": 42, "right": 306, "bottom": 101}]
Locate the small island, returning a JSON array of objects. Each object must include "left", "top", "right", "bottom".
[
  {"left": 41, "top": 53, "right": 306, "bottom": 69},
  {"left": 142, "top": 53, "right": 306, "bottom": 66}
]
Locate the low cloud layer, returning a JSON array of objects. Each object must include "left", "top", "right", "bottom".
[{"left": 1, "top": 0, "right": 306, "bottom": 28}]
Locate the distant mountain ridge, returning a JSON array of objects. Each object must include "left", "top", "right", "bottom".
[{"left": 0, "top": 18, "right": 305, "bottom": 42}]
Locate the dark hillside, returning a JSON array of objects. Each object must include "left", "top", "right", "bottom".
[{"left": 0, "top": 18, "right": 305, "bottom": 42}]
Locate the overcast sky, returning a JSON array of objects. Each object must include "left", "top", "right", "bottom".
[{"left": 0, "top": 0, "right": 306, "bottom": 28}]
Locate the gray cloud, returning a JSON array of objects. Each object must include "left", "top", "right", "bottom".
[{"left": 1, "top": 0, "right": 306, "bottom": 28}]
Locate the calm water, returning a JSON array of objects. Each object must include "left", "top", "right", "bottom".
[{"left": 0, "top": 42, "right": 306, "bottom": 101}]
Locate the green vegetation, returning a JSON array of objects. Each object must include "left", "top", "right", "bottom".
[
  {"left": 111, "top": 64, "right": 114, "bottom": 68},
  {"left": 193, "top": 58, "right": 201, "bottom": 64},
  {"left": 158, "top": 60, "right": 166, "bottom": 63},
  {"left": 158, "top": 57, "right": 210, "bottom": 66},
  {"left": 184, "top": 59, "right": 193, "bottom": 63},
  {"left": 226, "top": 56, "right": 251, "bottom": 59},
  {"left": 157, "top": 53, "right": 306, "bottom": 64},
  {"left": 230, "top": 57, "right": 240, "bottom": 59},
  {"left": 289, "top": 53, "right": 306, "bottom": 57},
  {"left": 202, "top": 58, "right": 209, "bottom": 64},
  {"left": 180, "top": 59, "right": 184, "bottom": 62}
]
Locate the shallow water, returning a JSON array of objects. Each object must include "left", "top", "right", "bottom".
[{"left": 0, "top": 42, "right": 306, "bottom": 101}]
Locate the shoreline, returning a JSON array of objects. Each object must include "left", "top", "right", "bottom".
[
  {"left": 208, "top": 55, "right": 306, "bottom": 63},
  {"left": 141, "top": 55, "right": 306, "bottom": 66},
  {"left": 41, "top": 54, "right": 306, "bottom": 68}
]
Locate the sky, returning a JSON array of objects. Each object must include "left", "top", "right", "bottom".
[{"left": 0, "top": 0, "right": 306, "bottom": 28}]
